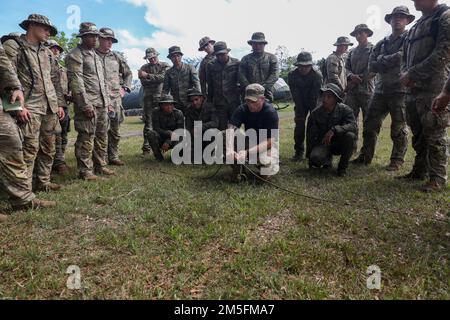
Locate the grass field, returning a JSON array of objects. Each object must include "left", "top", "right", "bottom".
[{"left": 0, "top": 111, "right": 449, "bottom": 300}]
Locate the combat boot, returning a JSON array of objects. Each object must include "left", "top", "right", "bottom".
[
  {"left": 351, "top": 155, "right": 367, "bottom": 165},
  {"left": 35, "top": 183, "right": 63, "bottom": 192},
  {"left": 95, "top": 167, "right": 116, "bottom": 176},
  {"left": 0, "top": 214, "right": 8, "bottom": 223},
  {"left": 53, "top": 164, "right": 70, "bottom": 175},
  {"left": 12, "top": 198, "right": 57, "bottom": 211},
  {"left": 291, "top": 153, "right": 305, "bottom": 162},
  {"left": 395, "top": 171, "right": 428, "bottom": 181},
  {"left": 109, "top": 159, "right": 125, "bottom": 166},
  {"left": 421, "top": 180, "right": 445, "bottom": 193},
  {"left": 386, "top": 160, "right": 404, "bottom": 172},
  {"left": 79, "top": 172, "right": 106, "bottom": 182}
]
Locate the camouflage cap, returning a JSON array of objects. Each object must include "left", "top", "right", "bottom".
[
  {"left": 77, "top": 22, "right": 100, "bottom": 38},
  {"left": 45, "top": 39, "right": 64, "bottom": 52},
  {"left": 187, "top": 88, "right": 205, "bottom": 98},
  {"left": 144, "top": 48, "right": 159, "bottom": 59},
  {"left": 385, "top": 6, "right": 415, "bottom": 25},
  {"left": 159, "top": 94, "right": 176, "bottom": 105},
  {"left": 213, "top": 41, "right": 231, "bottom": 55},
  {"left": 198, "top": 36, "right": 216, "bottom": 51},
  {"left": 1, "top": 32, "right": 22, "bottom": 45},
  {"left": 320, "top": 83, "right": 343, "bottom": 103},
  {"left": 19, "top": 14, "right": 58, "bottom": 37},
  {"left": 350, "top": 24, "right": 374, "bottom": 37},
  {"left": 333, "top": 36, "right": 354, "bottom": 47},
  {"left": 248, "top": 32, "right": 268, "bottom": 45},
  {"left": 99, "top": 28, "right": 118, "bottom": 43},
  {"left": 294, "top": 52, "right": 314, "bottom": 66},
  {"left": 245, "top": 84, "right": 266, "bottom": 102},
  {"left": 167, "top": 46, "right": 183, "bottom": 59}
]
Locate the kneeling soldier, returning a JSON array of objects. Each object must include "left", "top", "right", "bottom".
[
  {"left": 307, "top": 83, "right": 358, "bottom": 177},
  {"left": 147, "top": 95, "right": 185, "bottom": 161}
]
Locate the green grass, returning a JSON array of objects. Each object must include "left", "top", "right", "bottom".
[{"left": 0, "top": 113, "right": 449, "bottom": 300}]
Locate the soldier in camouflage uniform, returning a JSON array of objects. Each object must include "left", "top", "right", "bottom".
[
  {"left": 139, "top": 48, "right": 170, "bottom": 156},
  {"left": 432, "top": 74, "right": 450, "bottom": 113},
  {"left": 345, "top": 24, "right": 376, "bottom": 154},
  {"left": 288, "top": 52, "right": 323, "bottom": 162},
  {"left": 163, "top": 46, "right": 201, "bottom": 114},
  {"left": 3, "top": 14, "right": 66, "bottom": 193},
  {"left": 239, "top": 32, "right": 279, "bottom": 102},
  {"left": 97, "top": 28, "right": 133, "bottom": 166},
  {"left": 47, "top": 39, "right": 71, "bottom": 175},
  {"left": 185, "top": 88, "right": 219, "bottom": 157},
  {"left": 0, "top": 41, "right": 56, "bottom": 220},
  {"left": 399, "top": 0, "right": 450, "bottom": 192},
  {"left": 146, "top": 94, "right": 185, "bottom": 161},
  {"left": 198, "top": 37, "right": 216, "bottom": 96},
  {"left": 66, "top": 22, "right": 114, "bottom": 181},
  {"left": 307, "top": 83, "right": 358, "bottom": 177},
  {"left": 354, "top": 7, "right": 415, "bottom": 170},
  {"left": 325, "top": 37, "right": 353, "bottom": 92},
  {"left": 206, "top": 41, "right": 241, "bottom": 130}
]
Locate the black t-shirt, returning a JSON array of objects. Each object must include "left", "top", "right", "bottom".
[{"left": 230, "top": 102, "right": 279, "bottom": 141}]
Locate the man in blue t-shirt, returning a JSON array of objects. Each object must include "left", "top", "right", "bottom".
[{"left": 225, "top": 84, "right": 280, "bottom": 181}]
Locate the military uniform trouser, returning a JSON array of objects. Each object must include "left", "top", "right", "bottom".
[
  {"left": 345, "top": 92, "right": 371, "bottom": 151},
  {"left": 142, "top": 95, "right": 160, "bottom": 152},
  {"left": 294, "top": 107, "right": 312, "bottom": 156},
  {"left": 53, "top": 109, "right": 70, "bottom": 168},
  {"left": 146, "top": 130, "right": 181, "bottom": 158},
  {"left": 361, "top": 93, "right": 408, "bottom": 164},
  {"left": 405, "top": 92, "right": 449, "bottom": 184},
  {"left": 108, "top": 101, "right": 125, "bottom": 162},
  {"left": 0, "top": 108, "right": 35, "bottom": 207},
  {"left": 216, "top": 103, "right": 239, "bottom": 131},
  {"left": 309, "top": 132, "right": 357, "bottom": 171},
  {"left": 35, "top": 113, "right": 60, "bottom": 188},
  {"left": 74, "top": 107, "right": 109, "bottom": 177}
]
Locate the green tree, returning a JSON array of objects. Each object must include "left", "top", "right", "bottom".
[{"left": 275, "top": 46, "right": 296, "bottom": 82}]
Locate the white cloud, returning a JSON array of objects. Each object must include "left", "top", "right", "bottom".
[{"left": 118, "top": 0, "right": 419, "bottom": 78}]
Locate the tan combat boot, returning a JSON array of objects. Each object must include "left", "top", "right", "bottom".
[
  {"left": 35, "top": 183, "right": 63, "bottom": 192},
  {"left": 79, "top": 172, "right": 106, "bottom": 182},
  {"left": 95, "top": 167, "right": 116, "bottom": 176},
  {"left": 386, "top": 160, "right": 404, "bottom": 172},
  {"left": 12, "top": 198, "right": 57, "bottom": 211},
  {"left": 0, "top": 214, "right": 8, "bottom": 223},
  {"left": 53, "top": 164, "right": 70, "bottom": 175},
  {"left": 421, "top": 180, "right": 445, "bottom": 193},
  {"left": 109, "top": 159, "right": 125, "bottom": 166}
]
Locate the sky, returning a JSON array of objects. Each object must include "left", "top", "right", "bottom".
[{"left": 0, "top": 0, "right": 423, "bottom": 78}]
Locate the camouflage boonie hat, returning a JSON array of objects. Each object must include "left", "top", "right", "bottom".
[
  {"left": 333, "top": 36, "right": 354, "bottom": 47},
  {"left": 320, "top": 83, "right": 344, "bottom": 103},
  {"left": 159, "top": 94, "right": 176, "bottom": 105},
  {"left": 19, "top": 14, "right": 58, "bottom": 37},
  {"left": 77, "top": 22, "right": 100, "bottom": 38},
  {"left": 144, "top": 48, "right": 159, "bottom": 59},
  {"left": 213, "top": 41, "right": 231, "bottom": 55},
  {"left": 385, "top": 6, "right": 415, "bottom": 25},
  {"left": 45, "top": 39, "right": 64, "bottom": 52},
  {"left": 99, "top": 28, "right": 118, "bottom": 43},
  {"left": 350, "top": 24, "right": 374, "bottom": 37},
  {"left": 294, "top": 52, "right": 314, "bottom": 66},
  {"left": 167, "top": 46, "right": 183, "bottom": 59},
  {"left": 245, "top": 84, "right": 266, "bottom": 102},
  {"left": 198, "top": 36, "right": 216, "bottom": 51},
  {"left": 248, "top": 32, "right": 268, "bottom": 45},
  {"left": 1, "top": 32, "right": 21, "bottom": 45},
  {"left": 187, "top": 88, "right": 205, "bottom": 98}
]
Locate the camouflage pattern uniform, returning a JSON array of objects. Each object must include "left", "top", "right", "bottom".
[
  {"left": 403, "top": 4, "right": 450, "bottom": 184},
  {"left": 185, "top": 100, "right": 219, "bottom": 135},
  {"left": 345, "top": 43, "right": 375, "bottom": 126},
  {"left": 239, "top": 52, "right": 279, "bottom": 102},
  {"left": 199, "top": 53, "right": 215, "bottom": 96},
  {"left": 325, "top": 52, "right": 347, "bottom": 92},
  {"left": 0, "top": 43, "right": 36, "bottom": 207},
  {"left": 288, "top": 65, "right": 323, "bottom": 158},
  {"left": 307, "top": 100, "right": 357, "bottom": 174},
  {"left": 96, "top": 50, "right": 132, "bottom": 162},
  {"left": 139, "top": 58, "right": 170, "bottom": 153},
  {"left": 359, "top": 32, "right": 409, "bottom": 165},
  {"left": 147, "top": 101, "right": 185, "bottom": 159},
  {"left": 163, "top": 63, "right": 201, "bottom": 114},
  {"left": 66, "top": 44, "right": 110, "bottom": 178},
  {"left": 53, "top": 62, "right": 71, "bottom": 169},
  {"left": 3, "top": 35, "right": 66, "bottom": 190},
  {"left": 207, "top": 54, "right": 241, "bottom": 130}
]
